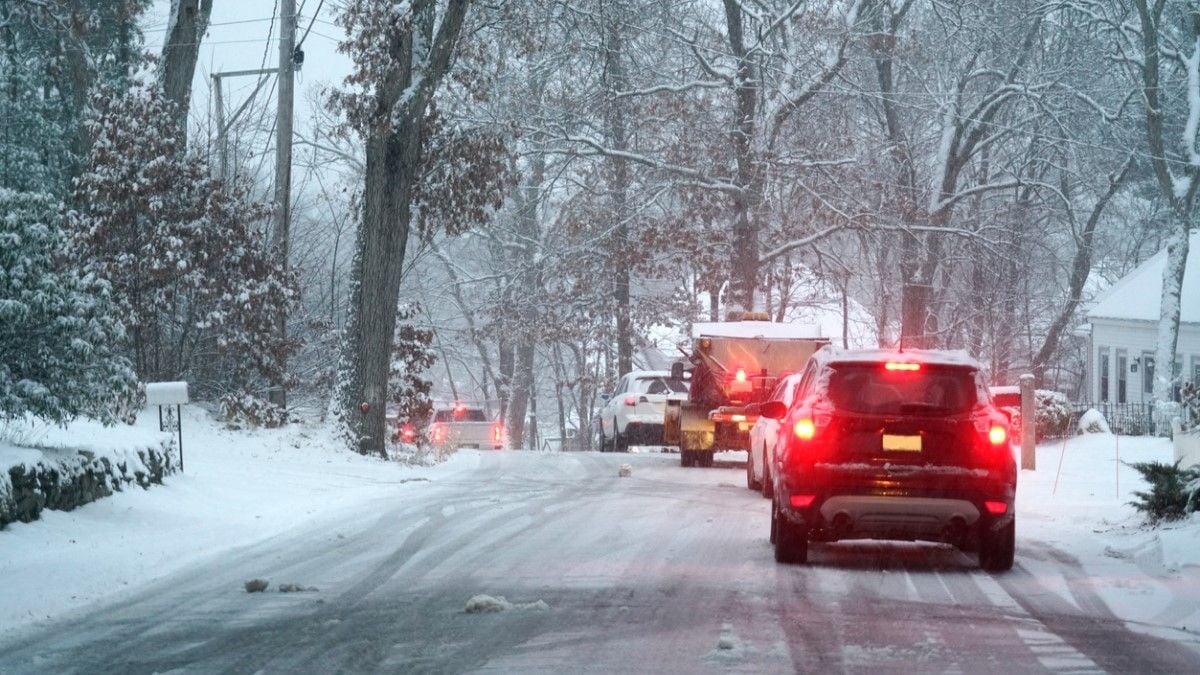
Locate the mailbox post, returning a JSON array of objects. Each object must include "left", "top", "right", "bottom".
[
  {"left": 146, "top": 382, "right": 189, "bottom": 471},
  {"left": 1019, "top": 374, "right": 1035, "bottom": 470}
]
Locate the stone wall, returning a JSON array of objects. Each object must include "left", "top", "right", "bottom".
[{"left": 0, "top": 442, "right": 176, "bottom": 529}]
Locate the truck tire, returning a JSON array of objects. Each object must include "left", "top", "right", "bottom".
[{"left": 698, "top": 452, "right": 713, "bottom": 468}]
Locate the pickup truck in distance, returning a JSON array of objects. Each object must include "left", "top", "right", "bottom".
[{"left": 428, "top": 405, "right": 505, "bottom": 450}]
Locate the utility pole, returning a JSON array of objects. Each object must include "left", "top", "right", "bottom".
[{"left": 270, "top": 0, "right": 297, "bottom": 409}]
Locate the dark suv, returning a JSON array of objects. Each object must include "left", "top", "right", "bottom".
[{"left": 763, "top": 347, "right": 1016, "bottom": 571}]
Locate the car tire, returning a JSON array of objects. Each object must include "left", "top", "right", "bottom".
[
  {"left": 760, "top": 455, "right": 773, "bottom": 499},
  {"left": 613, "top": 419, "right": 628, "bottom": 453},
  {"left": 769, "top": 499, "right": 778, "bottom": 545},
  {"left": 979, "top": 519, "right": 1015, "bottom": 572},
  {"left": 773, "top": 502, "right": 808, "bottom": 564},
  {"left": 746, "top": 448, "right": 760, "bottom": 490}
]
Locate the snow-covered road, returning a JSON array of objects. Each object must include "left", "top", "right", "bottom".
[{"left": 1, "top": 448, "right": 1197, "bottom": 673}]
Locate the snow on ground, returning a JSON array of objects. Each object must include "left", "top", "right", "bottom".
[
  {"left": 0, "top": 411, "right": 1197, "bottom": 644},
  {"left": 0, "top": 407, "right": 479, "bottom": 640},
  {"left": 1019, "top": 432, "right": 1200, "bottom": 638}
]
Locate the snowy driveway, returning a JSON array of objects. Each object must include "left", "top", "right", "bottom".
[{"left": 1, "top": 449, "right": 1198, "bottom": 673}]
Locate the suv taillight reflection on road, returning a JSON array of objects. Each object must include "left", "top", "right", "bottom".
[{"left": 765, "top": 347, "right": 1016, "bottom": 571}]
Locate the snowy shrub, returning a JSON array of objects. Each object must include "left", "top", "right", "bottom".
[
  {"left": 65, "top": 80, "right": 298, "bottom": 397},
  {"left": 219, "top": 392, "right": 290, "bottom": 430},
  {"left": 1181, "top": 382, "right": 1199, "bottom": 432},
  {"left": 1126, "top": 460, "right": 1200, "bottom": 524},
  {"left": 1077, "top": 409, "right": 1111, "bottom": 434},
  {"left": 387, "top": 303, "right": 435, "bottom": 443},
  {"left": 244, "top": 579, "right": 269, "bottom": 593},
  {"left": 0, "top": 189, "right": 138, "bottom": 425}
]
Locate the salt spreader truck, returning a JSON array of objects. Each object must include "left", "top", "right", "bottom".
[{"left": 664, "top": 313, "right": 829, "bottom": 467}]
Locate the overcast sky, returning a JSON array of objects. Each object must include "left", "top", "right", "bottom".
[{"left": 142, "top": 1, "right": 354, "bottom": 159}]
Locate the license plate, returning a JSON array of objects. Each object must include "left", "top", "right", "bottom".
[{"left": 882, "top": 434, "right": 922, "bottom": 452}]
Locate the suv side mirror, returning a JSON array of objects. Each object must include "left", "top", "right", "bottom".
[
  {"left": 759, "top": 401, "right": 787, "bottom": 419},
  {"left": 670, "top": 361, "right": 685, "bottom": 381}
]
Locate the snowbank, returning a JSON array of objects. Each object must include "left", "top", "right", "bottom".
[{"left": 0, "top": 416, "right": 174, "bottom": 528}]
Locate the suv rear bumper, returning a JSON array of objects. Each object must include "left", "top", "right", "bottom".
[
  {"left": 777, "top": 476, "right": 1014, "bottom": 545},
  {"left": 620, "top": 422, "right": 665, "bottom": 445}
]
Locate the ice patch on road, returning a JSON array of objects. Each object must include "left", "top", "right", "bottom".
[{"left": 464, "top": 594, "right": 550, "bottom": 613}]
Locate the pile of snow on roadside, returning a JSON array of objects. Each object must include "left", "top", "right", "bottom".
[{"left": 464, "top": 594, "right": 549, "bottom": 613}]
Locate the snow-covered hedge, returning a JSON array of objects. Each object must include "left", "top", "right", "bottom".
[{"left": 0, "top": 419, "right": 175, "bottom": 529}]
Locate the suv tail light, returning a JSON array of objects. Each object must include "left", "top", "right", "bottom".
[
  {"left": 431, "top": 424, "right": 446, "bottom": 443},
  {"left": 401, "top": 423, "right": 415, "bottom": 443},
  {"left": 493, "top": 423, "right": 503, "bottom": 444},
  {"left": 793, "top": 418, "right": 816, "bottom": 440},
  {"left": 623, "top": 395, "right": 638, "bottom": 406},
  {"left": 988, "top": 424, "right": 1007, "bottom": 446}
]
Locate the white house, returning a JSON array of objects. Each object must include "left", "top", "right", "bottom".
[{"left": 1083, "top": 230, "right": 1199, "bottom": 404}]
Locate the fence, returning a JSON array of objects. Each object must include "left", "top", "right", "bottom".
[{"left": 1046, "top": 402, "right": 1195, "bottom": 438}]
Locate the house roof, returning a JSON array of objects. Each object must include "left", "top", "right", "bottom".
[{"left": 1088, "top": 230, "right": 1199, "bottom": 324}]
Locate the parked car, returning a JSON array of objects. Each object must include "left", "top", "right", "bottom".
[
  {"left": 597, "top": 371, "right": 688, "bottom": 452},
  {"left": 988, "top": 386, "right": 1072, "bottom": 441},
  {"left": 747, "top": 372, "right": 805, "bottom": 498},
  {"left": 427, "top": 404, "right": 505, "bottom": 450},
  {"left": 765, "top": 347, "right": 1017, "bottom": 571}
]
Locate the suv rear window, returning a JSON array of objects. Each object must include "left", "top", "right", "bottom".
[
  {"left": 827, "top": 364, "right": 978, "bottom": 415},
  {"left": 636, "top": 378, "right": 688, "bottom": 395},
  {"left": 434, "top": 408, "right": 487, "bottom": 422}
]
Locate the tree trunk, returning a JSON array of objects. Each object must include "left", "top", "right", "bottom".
[
  {"left": 340, "top": 0, "right": 469, "bottom": 456},
  {"left": 159, "top": 0, "right": 212, "bottom": 143},
  {"left": 506, "top": 339, "right": 535, "bottom": 449},
  {"left": 723, "top": 0, "right": 761, "bottom": 312},
  {"left": 602, "top": 14, "right": 634, "bottom": 375}
]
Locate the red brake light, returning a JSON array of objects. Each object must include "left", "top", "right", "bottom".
[
  {"left": 735, "top": 368, "right": 747, "bottom": 383},
  {"left": 988, "top": 425, "right": 1007, "bottom": 446},
  {"left": 793, "top": 418, "right": 816, "bottom": 440},
  {"left": 454, "top": 403, "right": 465, "bottom": 415},
  {"left": 790, "top": 494, "right": 816, "bottom": 508},
  {"left": 401, "top": 423, "right": 415, "bottom": 442},
  {"left": 885, "top": 361, "right": 920, "bottom": 372},
  {"left": 984, "top": 500, "right": 1008, "bottom": 515},
  {"left": 623, "top": 395, "right": 638, "bottom": 406},
  {"left": 432, "top": 424, "right": 445, "bottom": 442}
]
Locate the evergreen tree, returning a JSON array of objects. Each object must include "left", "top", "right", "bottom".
[{"left": 0, "top": 189, "right": 137, "bottom": 425}]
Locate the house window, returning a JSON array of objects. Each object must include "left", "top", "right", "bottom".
[
  {"left": 1116, "top": 350, "right": 1127, "bottom": 403},
  {"left": 1099, "top": 348, "right": 1110, "bottom": 402},
  {"left": 1143, "top": 354, "right": 1155, "bottom": 395}
]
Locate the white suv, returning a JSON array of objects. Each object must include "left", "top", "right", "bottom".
[{"left": 597, "top": 371, "right": 688, "bottom": 452}]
